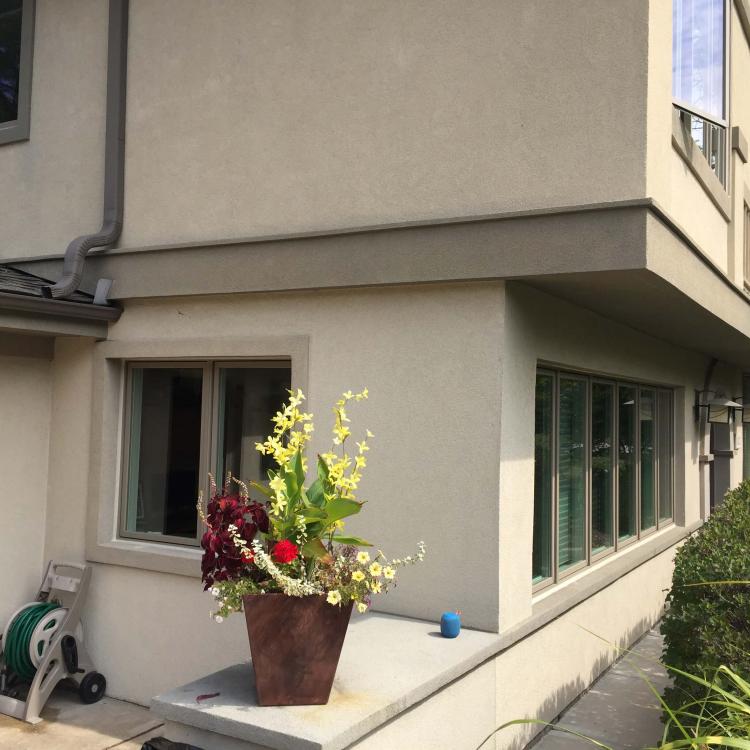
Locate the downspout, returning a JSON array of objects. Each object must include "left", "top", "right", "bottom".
[
  {"left": 43, "top": 0, "right": 128, "bottom": 301},
  {"left": 698, "top": 357, "right": 718, "bottom": 519}
]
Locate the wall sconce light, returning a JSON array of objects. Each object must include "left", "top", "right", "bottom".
[
  {"left": 731, "top": 397, "right": 750, "bottom": 424},
  {"left": 695, "top": 390, "right": 742, "bottom": 424}
]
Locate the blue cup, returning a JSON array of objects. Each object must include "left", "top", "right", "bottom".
[{"left": 440, "top": 611, "right": 461, "bottom": 638}]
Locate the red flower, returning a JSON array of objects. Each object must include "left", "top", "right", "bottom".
[
  {"left": 241, "top": 548, "right": 255, "bottom": 563},
  {"left": 272, "top": 540, "right": 299, "bottom": 564}
]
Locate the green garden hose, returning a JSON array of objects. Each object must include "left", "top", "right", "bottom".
[{"left": 4, "top": 602, "right": 60, "bottom": 681}]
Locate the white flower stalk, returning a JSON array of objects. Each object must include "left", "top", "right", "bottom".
[{"left": 249, "top": 540, "right": 322, "bottom": 597}]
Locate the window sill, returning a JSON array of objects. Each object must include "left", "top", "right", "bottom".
[
  {"left": 530, "top": 521, "right": 700, "bottom": 628},
  {"left": 88, "top": 537, "right": 202, "bottom": 578},
  {"left": 672, "top": 108, "right": 732, "bottom": 221}
]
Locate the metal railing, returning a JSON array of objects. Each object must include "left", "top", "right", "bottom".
[{"left": 674, "top": 104, "right": 727, "bottom": 186}]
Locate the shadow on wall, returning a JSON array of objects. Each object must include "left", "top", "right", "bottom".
[{"left": 488, "top": 615, "right": 657, "bottom": 750}]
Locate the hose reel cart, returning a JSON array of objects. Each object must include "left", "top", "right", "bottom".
[{"left": 0, "top": 561, "right": 106, "bottom": 723}]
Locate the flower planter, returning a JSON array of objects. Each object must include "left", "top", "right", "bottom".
[{"left": 243, "top": 593, "right": 353, "bottom": 706}]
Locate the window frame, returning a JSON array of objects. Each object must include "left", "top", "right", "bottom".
[
  {"left": 0, "top": 0, "right": 35, "bottom": 146},
  {"left": 118, "top": 357, "right": 291, "bottom": 548},
  {"left": 671, "top": 0, "right": 731, "bottom": 185},
  {"left": 532, "top": 368, "right": 675, "bottom": 594},
  {"left": 589, "top": 378, "right": 617, "bottom": 564}
]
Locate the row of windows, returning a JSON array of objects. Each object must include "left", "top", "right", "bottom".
[{"left": 533, "top": 370, "right": 674, "bottom": 589}]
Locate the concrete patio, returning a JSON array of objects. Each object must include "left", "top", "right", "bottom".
[
  {"left": 0, "top": 688, "right": 163, "bottom": 750},
  {"left": 533, "top": 627, "right": 670, "bottom": 750}
]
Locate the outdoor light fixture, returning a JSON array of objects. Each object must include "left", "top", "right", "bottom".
[
  {"left": 694, "top": 390, "right": 742, "bottom": 424},
  {"left": 732, "top": 397, "right": 750, "bottom": 424}
]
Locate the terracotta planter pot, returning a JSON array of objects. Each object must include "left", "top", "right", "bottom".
[{"left": 242, "top": 593, "right": 353, "bottom": 706}]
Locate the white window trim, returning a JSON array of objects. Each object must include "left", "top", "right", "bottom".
[{"left": 85, "top": 335, "right": 309, "bottom": 577}]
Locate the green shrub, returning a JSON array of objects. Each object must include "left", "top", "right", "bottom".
[{"left": 661, "top": 480, "right": 750, "bottom": 730}]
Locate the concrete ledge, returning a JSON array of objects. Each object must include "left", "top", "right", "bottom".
[
  {"left": 151, "top": 614, "right": 503, "bottom": 750},
  {"left": 151, "top": 524, "right": 697, "bottom": 750}
]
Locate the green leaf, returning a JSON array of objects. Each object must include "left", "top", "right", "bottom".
[
  {"left": 307, "top": 478, "right": 325, "bottom": 507},
  {"left": 300, "top": 507, "right": 328, "bottom": 521},
  {"left": 283, "top": 465, "right": 300, "bottom": 502},
  {"left": 317, "top": 455, "right": 330, "bottom": 482},
  {"left": 332, "top": 535, "right": 373, "bottom": 547},
  {"left": 323, "top": 498, "right": 362, "bottom": 524},
  {"left": 292, "top": 450, "right": 305, "bottom": 489},
  {"left": 301, "top": 538, "right": 329, "bottom": 560},
  {"left": 248, "top": 481, "right": 273, "bottom": 499}
]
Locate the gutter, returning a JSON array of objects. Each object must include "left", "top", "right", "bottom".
[
  {"left": 0, "top": 292, "right": 121, "bottom": 322},
  {"left": 43, "top": 0, "right": 128, "bottom": 301}
]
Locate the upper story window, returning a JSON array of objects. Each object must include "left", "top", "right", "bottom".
[
  {"left": 672, "top": 0, "right": 728, "bottom": 184},
  {"left": 532, "top": 368, "right": 675, "bottom": 590},
  {"left": 0, "top": 0, "right": 34, "bottom": 145},
  {"left": 119, "top": 360, "right": 291, "bottom": 545}
]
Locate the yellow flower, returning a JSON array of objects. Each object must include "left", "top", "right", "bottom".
[
  {"left": 356, "top": 551, "right": 370, "bottom": 564},
  {"left": 326, "top": 590, "right": 342, "bottom": 606},
  {"left": 369, "top": 562, "right": 382, "bottom": 577},
  {"left": 356, "top": 602, "right": 368, "bottom": 614},
  {"left": 334, "top": 519, "right": 345, "bottom": 531},
  {"left": 369, "top": 580, "right": 383, "bottom": 594},
  {"left": 351, "top": 570, "right": 365, "bottom": 582},
  {"left": 383, "top": 566, "right": 396, "bottom": 580},
  {"left": 269, "top": 475, "right": 286, "bottom": 495}
]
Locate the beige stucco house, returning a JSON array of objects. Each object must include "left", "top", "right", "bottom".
[{"left": 1, "top": 1, "right": 750, "bottom": 748}]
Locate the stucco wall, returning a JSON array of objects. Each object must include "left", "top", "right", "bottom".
[
  {"left": 34, "top": 280, "right": 742, "bottom": 706},
  {"left": 0, "top": 0, "right": 651, "bottom": 261},
  {"left": 646, "top": 0, "right": 750, "bottom": 280},
  {"left": 0, "top": 0, "right": 107, "bottom": 261},
  {"left": 0, "top": 336, "right": 52, "bottom": 627},
  {"left": 46, "top": 283, "right": 504, "bottom": 702}
]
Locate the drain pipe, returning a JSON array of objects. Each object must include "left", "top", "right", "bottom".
[
  {"left": 44, "top": 0, "right": 128, "bottom": 301},
  {"left": 698, "top": 357, "right": 718, "bottom": 519}
]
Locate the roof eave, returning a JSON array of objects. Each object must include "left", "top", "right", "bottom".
[{"left": 0, "top": 291, "right": 120, "bottom": 339}]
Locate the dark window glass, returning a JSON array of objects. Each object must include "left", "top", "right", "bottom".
[
  {"left": 216, "top": 365, "right": 292, "bottom": 500},
  {"left": 558, "top": 377, "right": 586, "bottom": 571},
  {"left": 658, "top": 390, "right": 674, "bottom": 521},
  {"left": 591, "top": 383, "right": 614, "bottom": 553},
  {"left": 0, "top": 1, "right": 23, "bottom": 125},
  {"left": 533, "top": 373, "right": 554, "bottom": 583},
  {"left": 618, "top": 386, "right": 637, "bottom": 540},
  {"left": 124, "top": 367, "right": 204, "bottom": 539},
  {"left": 640, "top": 389, "right": 656, "bottom": 530}
]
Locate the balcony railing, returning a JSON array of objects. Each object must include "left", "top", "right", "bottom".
[{"left": 674, "top": 104, "right": 727, "bottom": 186}]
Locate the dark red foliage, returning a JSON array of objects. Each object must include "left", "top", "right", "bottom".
[{"left": 200, "top": 488, "right": 269, "bottom": 589}]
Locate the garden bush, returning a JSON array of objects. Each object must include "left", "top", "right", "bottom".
[{"left": 661, "top": 480, "right": 750, "bottom": 729}]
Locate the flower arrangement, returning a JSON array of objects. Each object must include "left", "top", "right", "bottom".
[{"left": 199, "top": 388, "right": 426, "bottom": 622}]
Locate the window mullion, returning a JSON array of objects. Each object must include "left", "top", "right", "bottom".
[{"left": 196, "top": 361, "right": 213, "bottom": 543}]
